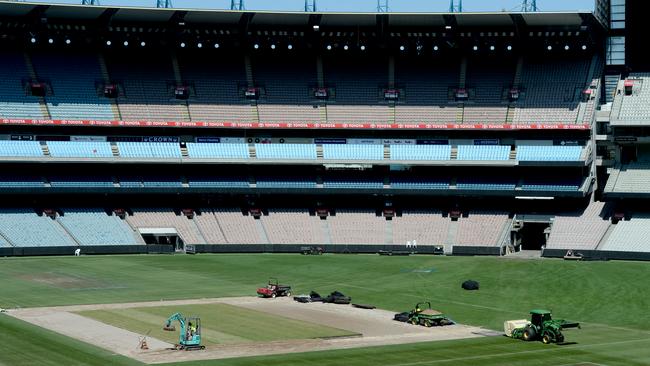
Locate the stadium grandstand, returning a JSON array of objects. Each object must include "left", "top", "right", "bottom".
[{"left": 0, "top": 0, "right": 648, "bottom": 261}]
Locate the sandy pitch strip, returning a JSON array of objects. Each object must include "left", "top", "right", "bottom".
[{"left": 8, "top": 297, "right": 501, "bottom": 364}]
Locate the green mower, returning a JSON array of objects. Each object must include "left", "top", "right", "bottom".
[
  {"left": 505, "top": 309, "right": 580, "bottom": 344},
  {"left": 407, "top": 302, "right": 454, "bottom": 327}
]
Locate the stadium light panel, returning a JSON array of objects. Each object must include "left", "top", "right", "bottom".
[
  {"left": 197, "top": 42, "right": 203, "bottom": 48},
  {"left": 582, "top": 45, "right": 587, "bottom": 50},
  {"left": 433, "top": 45, "right": 439, "bottom": 51},
  {"left": 473, "top": 45, "right": 478, "bottom": 51},
  {"left": 140, "top": 41, "right": 146, "bottom": 47},
  {"left": 445, "top": 25, "right": 452, "bottom": 30},
  {"left": 360, "top": 45, "right": 366, "bottom": 51},
  {"left": 326, "top": 45, "right": 332, "bottom": 50},
  {"left": 180, "top": 42, "right": 186, "bottom": 48},
  {"left": 489, "top": 45, "right": 495, "bottom": 51},
  {"left": 506, "top": 45, "right": 512, "bottom": 51},
  {"left": 343, "top": 45, "right": 349, "bottom": 50},
  {"left": 287, "top": 44, "right": 293, "bottom": 50},
  {"left": 399, "top": 45, "right": 405, "bottom": 51},
  {"left": 313, "top": 25, "right": 320, "bottom": 31},
  {"left": 214, "top": 43, "right": 220, "bottom": 48},
  {"left": 106, "top": 40, "right": 112, "bottom": 46},
  {"left": 48, "top": 38, "right": 54, "bottom": 44},
  {"left": 270, "top": 44, "right": 276, "bottom": 49},
  {"left": 564, "top": 45, "right": 570, "bottom": 50},
  {"left": 123, "top": 41, "right": 129, "bottom": 46},
  {"left": 254, "top": 43, "right": 259, "bottom": 49},
  {"left": 547, "top": 45, "right": 553, "bottom": 51},
  {"left": 65, "top": 39, "right": 71, "bottom": 45},
  {"left": 30, "top": 37, "right": 36, "bottom": 44}
]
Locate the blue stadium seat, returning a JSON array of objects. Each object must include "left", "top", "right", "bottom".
[
  {"left": 457, "top": 178, "right": 516, "bottom": 191},
  {"left": 0, "top": 209, "right": 75, "bottom": 247},
  {"left": 49, "top": 176, "right": 114, "bottom": 188},
  {"left": 187, "top": 176, "right": 249, "bottom": 188},
  {"left": 323, "top": 178, "right": 383, "bottom": 189},
  {"left": 186, "top": 143, "right": 250, "bottom": 159},
  {"left": 0, "top": 141, "right": 43, "bottom": 157},
  {"left": 390, "top": 178, "right": 449, "bottom": 190},
  {"left": 58, "top": 209, "right": 140, "bottom": 245},
  {"left": 322, "top": 144, "right": 384, "bottom": 160},
  {"left": 457, "top": 145, "right": 510, "bottom": 161},
  {"left": 256, "top": 178, "right": 316, "bottom": 188},
  {"left": 47, "top": 141, "right": 114, "bottom": 158},
  {"left": 516, "top": 145, "right": 583, "bottom": 161},
  {"left": 255, "top": 144, "right": 317, "bottom": 160},
  {"left": 116, "top": 142, "right": 181, "bottom": 158},
  {"left": 390, "top": 145, "right": 451, "bottom": 161}
]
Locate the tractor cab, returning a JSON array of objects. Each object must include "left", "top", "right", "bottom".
[
  {"left": 530, "top": 309, "right": 552, "bottom": 327},
  {"left": 163, "top": 313, "right": 205, "bottom": 350}
]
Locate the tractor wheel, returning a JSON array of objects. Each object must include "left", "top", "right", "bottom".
[
  {"left": 522, "top": 326, "right": 537, "bottom": 341},
  {"left": 410, "top": 318, "right": 418, "bottom": 325},
  {"left": 286, "top": 292, "right": 291, "bottom": 297},
  {"left": 557, "top": 334, "right": 564, "bottom": 343},
  {"left": 271, "top": 293, "right": 276, "bottom": 298},
  {"left": 424, "top": 319, "right": 432, "bottom": 327},
  {"left": 542, "top": 334, "right": 552, "bottom": 344}
]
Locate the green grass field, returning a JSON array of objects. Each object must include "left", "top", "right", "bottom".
[
  {"left": 76, "top": 303, "right": 355, "bottom": 346},
  {"left": 1, "top": 254, "right": 650, "bottom": 365}
]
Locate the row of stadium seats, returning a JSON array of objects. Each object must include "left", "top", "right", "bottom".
[
  {"left": 10, "top": 207, "right": 650, "bottom": 252},
  {"left": 0, "top": 208, "right": 508, "bottom": 247},
  {"left": 0, "top": 51, "right": 594, "bottom": 125},
  {"left": 0, "top": 140, "right": 585, "bottom": 161},
  {"left": 0, "top": 175, "right": 582, "bottom": 191},
  {"left": 618, "top": 73, "right": 650, "bottom": 121}
]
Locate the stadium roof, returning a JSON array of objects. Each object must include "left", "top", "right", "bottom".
[{"left": 0, "top": 1, "right": 603, "bottom": 30}]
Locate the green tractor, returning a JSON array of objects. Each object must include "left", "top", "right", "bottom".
[
  {"left": 407, "top": 302, "right": 454, "bottom": 327},
  {"left": 505, "top": 309, "right": 580, "bottom": 344}
]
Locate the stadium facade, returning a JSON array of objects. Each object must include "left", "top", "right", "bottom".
[{"left": 0, "top": 1, "right": 647, "bottom": 259}]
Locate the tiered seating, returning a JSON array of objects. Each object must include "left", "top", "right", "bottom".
[
  {"left": 0, "top": 235, "right": 10, "bottom": 247},
  {"left": 126, "top": 209, "right": 203, "bottom": 244},
  {"left": 141, "top": 177, "right": 183, "bottom": 188},
  {"left": 0, "top": 141, "right": 43, "bottom": 157},
  {"left": 395, "top": 59, "right": 458, "bottom": 124},
  {"left": 32, "top": 53, "right": 114, "bottom": 120},
  {"left": 58, "top": 209, "right": 140, "bottom": 245},
  {"left": 456, "top": 178, "right": 516, "bottom": 190},
  {"left": 211, "top": 209, "right": 264, "bottom": 244},
  {"left": 0, "top": 53, "right": 44, "bottom": 119},
  {"left": 462, "top": 59, "right": 513, "bottom": 123},
  {"left": 601, "top": 215, "right": 650, "bottom": 252},
  {"left": 392, "top": 210, "right": 450, "bottom": 245},
  {"left": 322, "top": 144, "right": 383, "bottom": 160},
  {"left": 325, "top": 105, "right": 392, "bottom": 124},
  {"left": 255, "top": 143, "right": 317, "bottom": 160},
  {"left": 513, "top": 59, "right": 589, "bottom": 124},
  {"left": 0, "top": 175, "right": 43, "bottom": 188},
  {"left": 262, "top": 209, "right": 325, "bottom": 244},
  {"left": 324, "top": 57, "right": 383, "bottom": 105},
  {"left": 328, "top": 209, "right": 386, "bottom": 244},
  {"left": 390, "top": 178, "right": 449, "bottom": 190},
  {"left": 546, "top": 201, "right": 609, "bottom": 250},
  {"left": 179, "top": 54, "right": 252, "bottom": 122},
  {"left": 256, "top": 178, "right": 316, "bottom": 188},
  {"left": 606, "top": 162, "right": 650, "bottom": 193},
  {"left": 456, "top": 145, "right": 510, "bottom": 160},
  {"left": 258, "top": 105, "right": 321, "bottom": 123},
  {"left": 191, "top": 210, "right": 227, "bottom": 244},
  {"left": 0, "top": 209, "right": 75, "bottom": 246},
  {"left": 455, "top": 211, "right": 509, "bottom": 246},
  {"left": 186, "top": 143, "right": 249, "bottom": 159},
  {"left": 323, "top": 178, "right": 383, "bottom": 189},
  {"left": 618, "top": 73, "right": 650, "bottom": 121},
  {"left": 187, "top": 176, "right": 249, "bottom": 188},
  {"left": 116, "top": 142, "right": 181, "bottom": 158},
  {"left": 108, "top": 52, "right": 187, "bottom": 121},
  {"left": 390, "top": 145, "right": 451, "bottom": 160},
  {"left": 521, "top": 179, "right": 580, "bottom": 191},
  {"left": 516, "top": 145, "right": 583, "bottom": 161},
  {"left": 49, "top": 176, "right": 113, "bottom": 188},
  {"left": 46, "top": 141, "right": 113, "bottom": 158}
]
